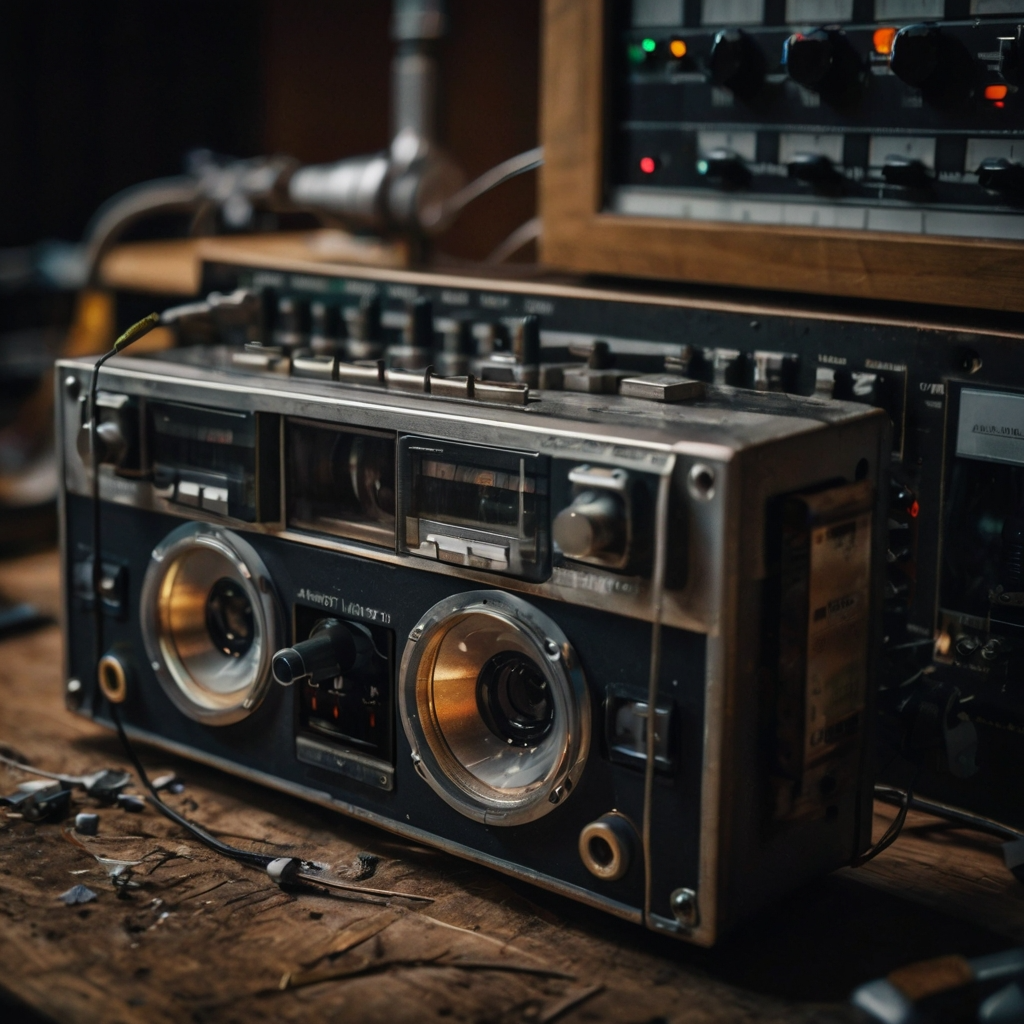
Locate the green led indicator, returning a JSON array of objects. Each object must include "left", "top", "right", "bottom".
[
  {"left": 641, "top": 37, "right": 657, "bottom": 52},
  {"left": 696, "top": 160, "right": 709, "bottom": 175}
]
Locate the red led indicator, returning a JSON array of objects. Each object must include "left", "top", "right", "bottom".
[
  {"left": 985, "top": 84, "right": 1009, "bottom": 101},
  {"left": 369, "top": 713, "right": 376, "bottom": 729},
  {"left": 996, "top": 100, "right": 1006, "bottom": 108},
  {"left": 640, "top": 156, "right": 657, "bottom": 174},
  {"left": 909, "top": 500, "right": 920, "bottom": 519}
]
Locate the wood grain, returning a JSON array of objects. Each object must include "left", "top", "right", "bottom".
[
  {"left": 539, "top": 0, "right": 1024, "bottom": 313},
  {"left": 0, "top": 550, "right": 1021, "bottom": 1022}
]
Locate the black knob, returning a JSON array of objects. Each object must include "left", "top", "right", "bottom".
[
  {"left": 784, "top": 28, "right": 863, "bottom": 103},
  {"left": 882, "top": 156, "right": 931, "bottom": 189},
  {"left": 978, "top": 158, "right": 1024, "bottom": 197},
  {"left": 696, "top": 149, "right": 750, "bottom": 189},
  {"left": 272, "top": 618, "right": 371, "bottom": 687},
  {"left": 890, "top": 24, "right": 976, "bottom": 106},
  {"left": 309, "top": 301, "right": 342, "bottom": 355},
  {"left": 788, "top": 153, "right": 841, "bottom": 189},
  {"left": 344, "top": 292, "right": 383, "bottom": 360},
  {"left": 512, "top": 315, "right": 541, "bottom": 366},
  {"left": 404, "top": 296, "right": 435, "bottom": 349},
  {"left": 274, "top": 296, "right": 309, "bottom": 349},
  {"left": 708, "top": 28, "right": 765, "bottom": 98}
]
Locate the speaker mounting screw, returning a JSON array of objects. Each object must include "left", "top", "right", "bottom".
[{"left": 669, "top": 887, "right": 699, "bottom": 928}]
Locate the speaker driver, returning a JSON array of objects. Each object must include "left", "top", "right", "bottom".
[
  {"left": 140, "top": 522, "right": 281, "bottom": 725},
  {"left": 399, "top": 591, "right": 589, "bottom": 825}
]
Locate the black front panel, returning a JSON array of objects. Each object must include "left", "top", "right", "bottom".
[
  {"left": 65, "top": 496, "right": 706, "bottom": 913},
  {"left": 609, "top": 0, "right": 1024, "bottom": 241}
]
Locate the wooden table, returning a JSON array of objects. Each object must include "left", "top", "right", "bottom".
[{"left": 1, "top": 551, "right": 1021, "bottom": 1024}]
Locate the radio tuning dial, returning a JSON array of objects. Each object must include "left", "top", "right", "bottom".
[
  {"left": 889, "top": 24, "right": 976, "bottom": 106},
  {"left": 708, "top": 28, "right": 765, "bottom": 98},
  {"left": 553, "top": 491, "right": 625, "bottom": 560},
  {"left": 783, "top": 28, "right": 863, "bottom": 103}
]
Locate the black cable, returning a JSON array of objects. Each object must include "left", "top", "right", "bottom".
[
  {"left": 107, "top": 702, "right": 273, "bottom": 870},
  {"left": 852, "top": 780, "right": 915, "bottom": 867},
  {"left": 89, "top": 314, "right": 277, "bottom": 872}
]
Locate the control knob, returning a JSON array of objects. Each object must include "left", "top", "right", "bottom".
[
  {"left": 783, "top": 28, "right": 863, "bottom": 104},
  {"left": 696, "top": 149, "right": 750, "bottom": 189},
  {"left": 787, "top": 152, "right": 842, "bottom": 192},
  {"left": 553, "top": 490, "right": 625, "bottom": 560},
  {"left": 889, "top": 24, "right": 976, "bottom": 106},
  {"left": 272, "top": 618, "right": 372, "bottom": 687},
  {"left": 978, "top": 158, "right": 1024, "bottom": 197},
  {"left": 708, "top": 28, "right": 766, "bottom": 98}
]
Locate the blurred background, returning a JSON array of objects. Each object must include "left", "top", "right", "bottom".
[{"left": 0, "top": 0, "right": 540, "bottom": 557}]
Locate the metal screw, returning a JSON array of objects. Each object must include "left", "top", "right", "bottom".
[
  {"left": 544, "top": 639, "right": 559, "bottom": 658},
  {"left": 64, "top": 375, "right": 81, "bottom": 399},
  {"left": 687, "top": 463, "right": 715, "bottom": 501},
  {"left": 66, "top": 678, "right": 82, "bottom": 695},
  {"left": 410, "top": 626, "right": 424, "bottom": 641},
  {"left": 669, "top": 887, "right": 699, "bottom": 929}
]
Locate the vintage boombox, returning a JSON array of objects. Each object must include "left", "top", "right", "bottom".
[{"left": 57, "top": 261, "right": 889, "bottom": 944}]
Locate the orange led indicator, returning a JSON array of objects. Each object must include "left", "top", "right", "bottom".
[
  {"left": 311, "top": 696, "right": 317, "bottom": 711},
  {"left": 873, "top": 26, "right": 897, "bottom": 56},
  {"left": 985, "top": 84, "right": 1009, "bottom": 101},
  {"left": 909, "top": 500, "right": 920, "bottom": 519},
  {"left": 333, "top": 704, "right": 339, "bottom": 720},
  {"left": 669, "top": 38, "right": 687, "bottom": 59}
]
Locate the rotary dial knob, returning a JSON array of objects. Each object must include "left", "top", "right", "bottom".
[
  {"left": 708, "top": 28, "right": 765, "bottom": 98},
  {"left": 889, "top": 24, "right": 976, "bottom": 106},
  {"left": 553, "top": 491, "right": 625, "bottom": 560},
  {"left": 784, "top": 28, "right": 863, "bottom": 103}
]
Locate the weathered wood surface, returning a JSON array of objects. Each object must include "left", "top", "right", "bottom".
[{"left": 0, "top": 551, "right": 1021, "bottom": 1024}]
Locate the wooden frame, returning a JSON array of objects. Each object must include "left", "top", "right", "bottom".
[{"left": 540, "top": 0, "right": 1024, "bottom": 313}]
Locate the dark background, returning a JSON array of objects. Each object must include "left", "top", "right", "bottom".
[{"left": 0, "top": 0, "right": 541, "bottom": 261}]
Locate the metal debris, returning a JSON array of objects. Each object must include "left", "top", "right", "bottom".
[
  {"left": 117, "top": 794, "right": 146, "bottom": 813},
  {"left": 0, "top": 752, "right": 129, "bottom": 802},
  {"left": 58, "top": 884, "right": 97, "bottom": 906},
  {"left": 151, "top": 773, "right": 185, "bottom": 794},
  {"left": 75, "top": 812, "right": 99, "bottom": 835},
  {"left": 1, "top": 780, "right": 72, "bottom": 822}
]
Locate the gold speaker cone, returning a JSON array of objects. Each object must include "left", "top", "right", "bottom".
[
  {"left": 141, "top": 523, "right": 280, "bottom": 725},
  {"left": 400, "top": 591, "right": 589, "bottom": 825}
]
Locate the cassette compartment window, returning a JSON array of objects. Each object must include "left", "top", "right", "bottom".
[
  {"left": 286, "top": 419, "right": 396, "bottom": 547},
  {"left": 400, "top": 436, "right": 550, "bottom": 581}
]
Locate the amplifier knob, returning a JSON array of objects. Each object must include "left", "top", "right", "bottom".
[
  {"left": 272, "top": 618, "right": 371, "bottom": 688},
  {"left": 889, "top": 24, "right": 976, "bottom": 106},
  {"left": 978, "top": 158, "right": 1024, "bottom": 196},
  {"left": 708, "top": 28, "right": 765, "bottom": 98},
  {"left": 696, "top": 149, "right": 750, "bottom": 188},
  {"left": 881, "top": 155, "right": 931, "bottom": 189},
  {"left": 553, "top": 491, "right": 625, "bottom": 560},
  {"left": 787, "top": 153, "right": 841, "bottom": 190},
  {"left": 783, "top": 28, "right": 863, "bottom": 103}
]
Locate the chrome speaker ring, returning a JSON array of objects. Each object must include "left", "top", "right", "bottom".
[
  {"left": 140, "top": 522, "right": 281, "bottom": 725},
  {"left": 399, "top": 590, "right": 590, "bottom": 826}
]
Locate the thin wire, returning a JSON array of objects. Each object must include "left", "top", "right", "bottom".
[
  {"left": 875, "top": 785, "right": 1024, "bottom": 842},
  {"left": 852, "top": 773, "right": 919, "bottom": 867},
  {"left": 484, "top": 217, "right": 542, "bottom": 265},
  {"left": 427, "top": 146, "right": 543, "bottom": 229},
  {"left": 642, "top": 454, "right": 677, "bottom": 928}
]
